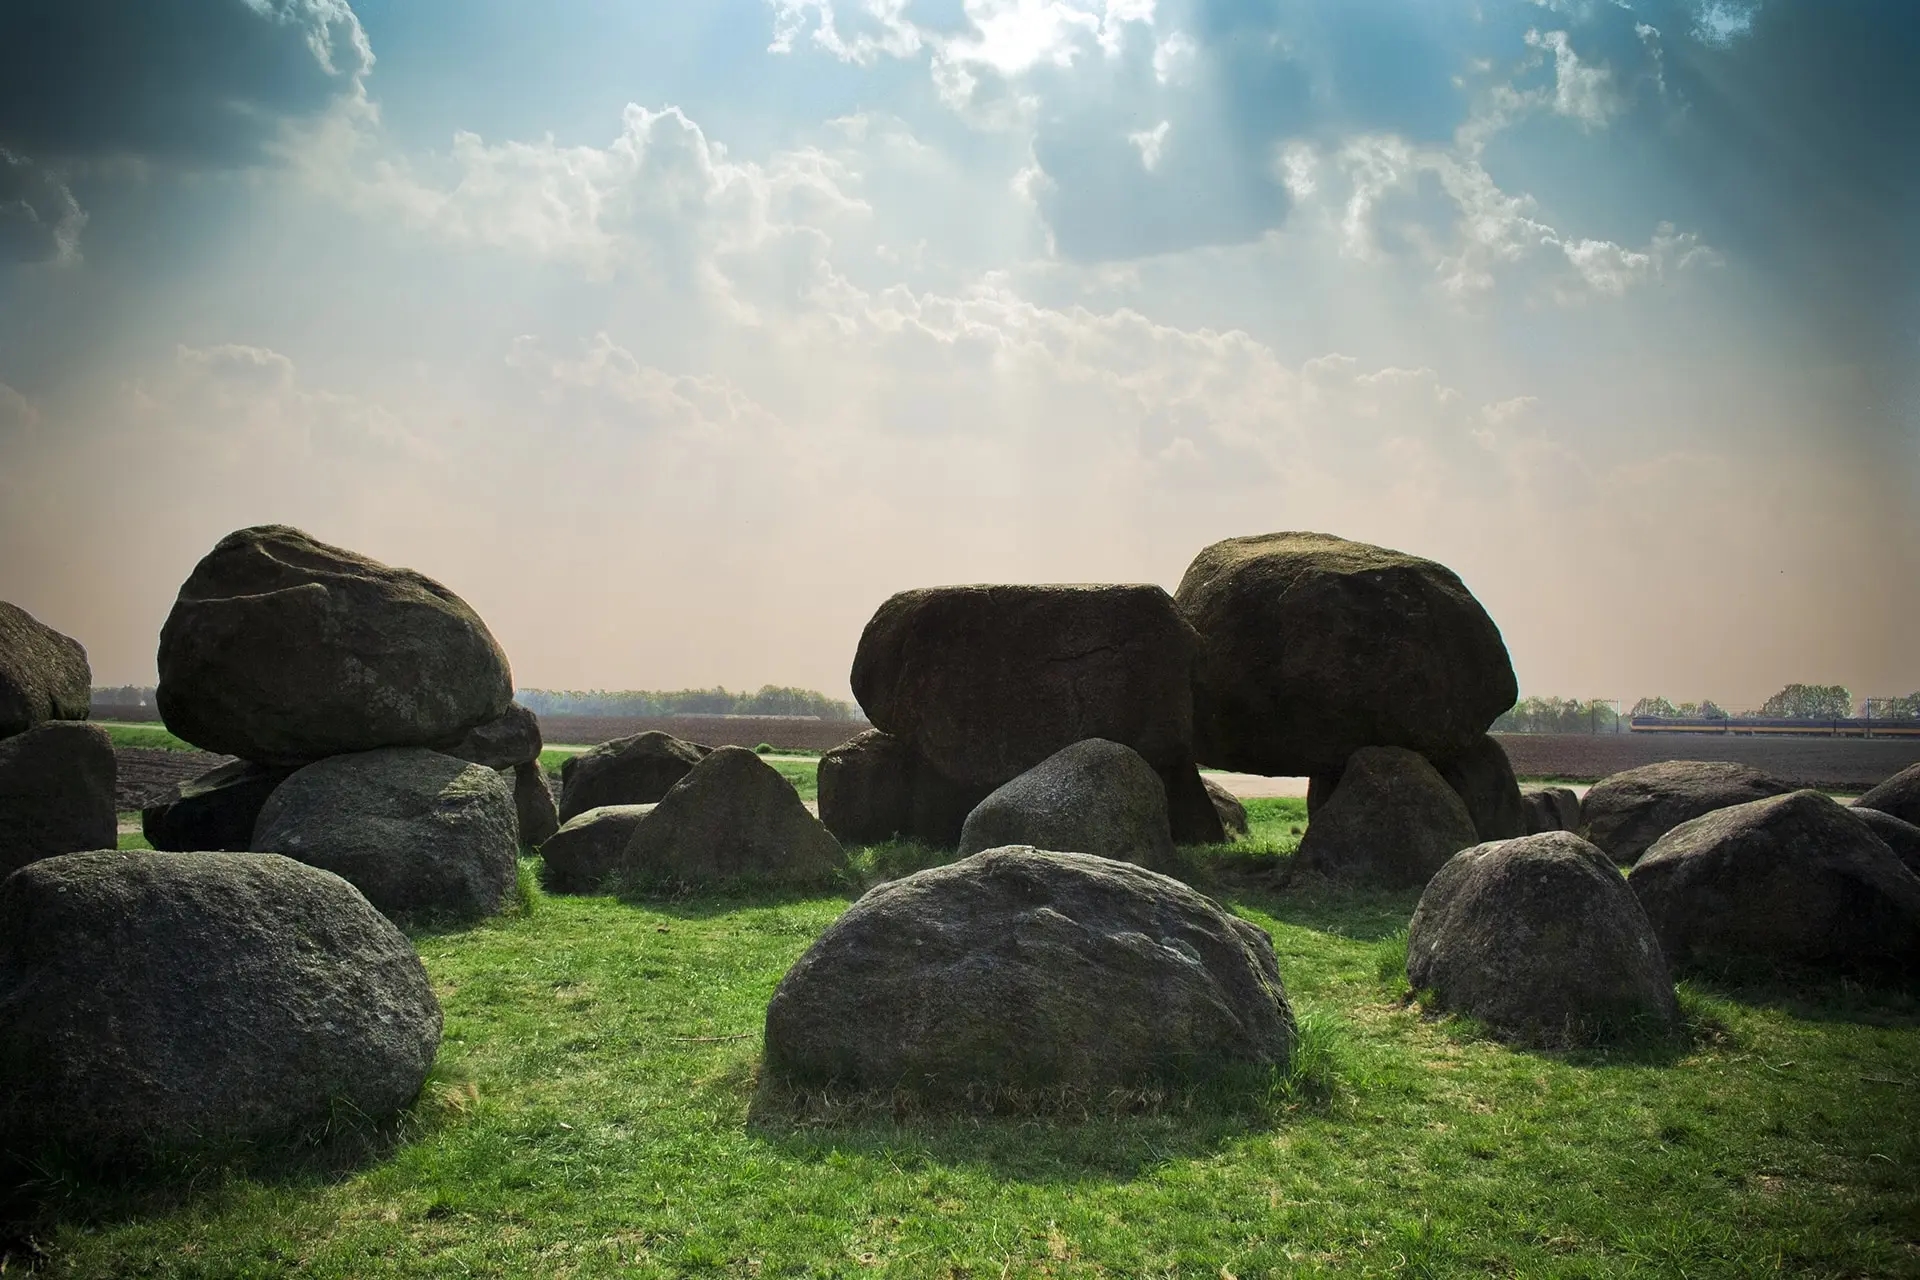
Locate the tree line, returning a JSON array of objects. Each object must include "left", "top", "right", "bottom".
[
  {"left": 514, "top": 686, "right": 861, "bottom": 721},
  {"left": 1493, "top": 684, "right": 1920, "bottom": 732}
]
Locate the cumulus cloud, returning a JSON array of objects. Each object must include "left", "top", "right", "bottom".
[
  {"left": 0, "top": 151, "right": 86, "bottom": 265},
  {"left": 1524, "top": 29, "right": 1620, "bottom": 126}
]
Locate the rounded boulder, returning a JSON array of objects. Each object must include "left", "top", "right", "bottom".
[
  {"left": 1174, "top": 532, "right": 1516, "bottom": 777},
  {"left": 0, "top": 601, "right": 91, "bottom": 740},
  {"left": 0, "top": 722, "right": 116, "bottom": 879},
  {"left": 617, "top": 746, "right": 846, "bottom": 890},
  {"left": 538, "top": 804, "right": 656, "bottom": 894},
  {"left": 0, "top": 850, "right": 441, "bottom": 1166},
  {"left": 1581, "top": 760, "right": 1796, "bottom": 865},
  {"left": 143, "top": 759, "right": 296, "bottom": 853},
  {"left": 957, "top": 738, "right": 1178, "bottom": 873},
  {"left": 764, "top": 847, "right": 1294, "bottom": 1095},
  {"left": 253, "top": 748, "right": 519, "bottom": 922},
  {"left": 1292, "top": 746, "right": 1478, "bottom": 888},
  {"left": 557, "top": 730, "right": 709, "bottom": 823},
  {"left": 1856, "top": 763, "right": 1920, "bottom": 827},
  {"left": 1409, "top": 832, "right": 1678, "bottom": 1042},
  {"left": 156, "top": 525, "right": 513, "bottom": 764},
  {"left": 1434, "top": 735, "right": 1527, "bottom": 841}
]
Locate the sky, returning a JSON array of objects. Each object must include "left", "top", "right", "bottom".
[{"left": 0, "top": 0, "right": 1914, "bottom": 712}]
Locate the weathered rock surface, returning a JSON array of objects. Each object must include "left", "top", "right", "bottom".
[
  {"left": 764, "top": 847, "right": 1293, "bottom": 1094},
  {"left": 1628, "top": 790, "right": 1920, "bottom": 976},
  {"left": 1292, "top": 746, "right": 1478, "bottom": 888},
  {"left": 1409, "top": 832, "right": 1678, "bottom": 1040},
  {"left": 1435, "top": 735, "right": 1527, "bottom": 841},
  {"left": 0, "top": 601, "right": 91, "bottom": 740},
  {"left": 156, "top": 525, "right": 513, "bottom": 764},
  {"left": 1204, "top": 775, "right": 1249, "bottom": 840},
  {"left": 957, "top": 739, "right": 1178, "bottom": 873},
  {"left": 618, "top": 746, "right": 846, "bottom": 889},
  {"left": 1161, "top": 762, "right": 1228, "bottom": 845},
  {"left": 1522, "top": 786, "right": 1583, "bottom": 835},
  {"left": 557, "top": 731, "right": 709, "bottom": 823},
  {"left": 538, "top": 804, "right": 656, "bottom": 894},
  {"left": 1581, "top": 760, "right": 1796, "bottom": 865},
  {"left": 0, "top": 723, "right": 116, "bottom": 879},
  {"left": 142, "top": 759, "right": 296, "bottom": 852},
  {"left": 0, "top": 850, "right": 441, "bottom": 1166},
  {"left": 504, "top": 760, "right": 559, "bottom": 848},
  {"left": 850, "top": 584, "right": 1202, "bottom": 789},
  {"left": 1856, "top": 763, "right": 1920, "bottom": 827},
  {"left": 1174, "top": 532, "right": 1516, "bottom": 777},
  {"left": 815, "top": 728, "right": 993, "bottom": 849},
  {"left": 253, "top": 748, "right": 519, "bottom": 922},
  {"left": 1850, "top": 806, "right": 1920, "bottom": 879},
  {"left": 447, "top": 703, "right": 542, "bottom": 770}
]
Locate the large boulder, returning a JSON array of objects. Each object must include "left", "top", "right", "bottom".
[
  {"left": 504, "top": 761, "right": 559, "bottom": 848},
  {"left": 1174, "top": 532, "right": 1516, "bottom": 777},
  {"left": 956, "top": 739, "right": 1178, "bottom": 873},
  {"left": 1856, "top": 763, "right": 1920, "bottom": 827},
  {"left": 0, "top": 722, "right": 116, "bottom": 879},
  {"left": 1434, "top": 735, "right": 1527, "bottom": 841},
  {"left": 447, "top": 703, "right": 542, "bottom": 770},
  {"left": 142, "top": 759, "right": 296, "bottom": 853},
  {"left": 1204, "top": 775, "right": 1249, "bottom": 840},
  {"left": 1850, "top": 806, "right": 1920, "bottom": 879},
  {"left": 0, "top": 601, "right": 91, "bottom": 740},
  {"left": 0, "top": 850, "right": 440, "bottom": 1166},
  {"left": 156, "top": 525, "right": 513, "bottom": 765},
  {"left": 1628, "top": 790, "right": 1920, "bottom": 977},
  {"left": 1581, "top": 761, "right": 1796, "bottom": 865},
  {"left": 1409, "top": 832, "right": 1678, "bottom": 1041},
  {"left": 815, "top": 728, "right": 992, "bottom": 849},
  {"left": 1522, "top": 786, "right": 1583, "bottom": 835},
  {"left": 1292, "top": 746, "right": 1478, "bottom": 888},
  {"left": 617, "top": 746, "right": 846, "bottom": 890},
  {"left": 850, "top": 584, "right": 1202, "bottom": 789},
  {"left": 538, "top": 804, "right": 656, "bottom": 894},
  {"left": 763, "top": 847, "right": 1294, "bottom": 1095},
  {"left": 556, "top": 731, "right": 709, "bottom": 823},
  {"left": 252, "top": 748, "right": 519, "bottom": 922}
]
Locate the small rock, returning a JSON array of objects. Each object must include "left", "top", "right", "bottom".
[
  {"left": 539, "top": 804, "right": 656, "bottom": 894},
  {"left": 1203, "top": 775, "right": 1249, "bottom": 840}
]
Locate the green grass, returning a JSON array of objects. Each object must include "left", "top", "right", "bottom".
[
  {"left": 98, "top": 722, "right": 198, "bottom": 752},
  {"left": 11, "top": 838, "right": 1917, "bottom": 1278}
]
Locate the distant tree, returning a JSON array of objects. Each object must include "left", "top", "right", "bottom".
[
  {"left": 515, "top": 686, "right": 859, "bottom": 720},
  {"left": 1631, "top": 696, "right": 1679, "bottom": 719},
  {"left": 1756, "top": 683, "right": 1852, "bottom": 720},
  {"left": 1698, "top": 700, "right": 1729, "bottom": 720},
  {"left": 1863, "top": 693, "right": 1920, "bottom": 719},
  {"left": 1494, "top": 696, "right": 1620, "bottom": 733}
]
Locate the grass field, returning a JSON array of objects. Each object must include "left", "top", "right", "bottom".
[
  {"left": 35, "top": 787, "right": 1920, "bottom": 1277},
  {"left": 99, "top": 722, "right": 199, "bottom": 752}
]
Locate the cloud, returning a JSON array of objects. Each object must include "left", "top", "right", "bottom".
[
  {"left": 1525, "top": 29, "right": 1620, "bottom": 127},
  {"left": 1127, "top": 121, "right": 1170, "bottom": 171},
  {"left": 0, "top": 150, "right": 86, "bottom": 264}
]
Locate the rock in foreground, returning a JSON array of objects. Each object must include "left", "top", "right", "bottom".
[
  {"left": 0, "top": 601, "right": 91, "bottom": 740},
  {"left": 538, "top": 804, "right": 656, "bottom": 894},
  {"left": 618, "top": 747, "right": 846, "bottom": 890},
  {"left": 1850, "top": 806, "right": 1920, "bottom": 879},
  {"left": 557, "top": 731, "right": 709, "bottom": 823},
  {"left": 1175, "top": 532, "right": 1516, "bottom": 777},
  {"left": 764, "top": 847, "right": 1293, "bottom": 1095},
  {"left": 1292, "top": 746, "right": 1478, "bottom": 888},
  {"left": 1409, "top": 832, "right": 1677, "bottom": 1041},
  {"left": 253, "top": 748, "right": 519, "bottom": 922},
  {"left": 1629, "top": 790, "right": 1920, "bottom": 977},
  {"left": 957, "top": 738, "right": 1178, "bottom": 873},
  {"left": 0, "top": 851, "right": 440, "bottom": 1166},
  {"left": 1581, "top": 760, "right": 1795, "bottom": 865},
  {"left": 156, "top": 525, "right": 513, "bottom": 764},
  {"left": 0, "top": 722, "right": 116, "bottom": 879},
  {"left": 1856, "top": 763, "right": 1920, "bottom": 827}
]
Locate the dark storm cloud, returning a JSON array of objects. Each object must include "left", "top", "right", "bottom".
[{"left": 0, "top": 0, "right": 370, "bottom": 166}]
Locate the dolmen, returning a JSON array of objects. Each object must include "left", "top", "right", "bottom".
[
  {"left": 1408, "top": 832, "right": 1678, "bottom": 1043},
  {"left": 763, "top": 847, "right": 1294, "bottom": 1098},
  {"left": 0, "top": 850, "right": 440, "bottom": 1167},
  {"left": 146, "top": 525, "right": 540, "bottom": 920},
  {"left": 1628, "top": 790, "right": 1920, "bottom": 979},
  {"left": 0, "top": 602, "right": 115, "bottom": 878}
]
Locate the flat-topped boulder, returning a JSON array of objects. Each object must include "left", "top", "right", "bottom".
[
  {"left": 1581, "top": 760, "right": 1796, "bottom": 864},
  {"left": 1628, "top": 790, "right": 1920, "bottom": 977},
  {"left": 764, "top": 847, "right": 1294, "bottom": 1096},
  {"left": 0, "top": 601, "right": 91, "bottom": 740},
  {"left": 539, "top": 803, "right": 656, "bottom": 894},
  {"left": 143, "top": 759, "right": 296, "bottom": 852},
  {"left": 0, "top": 851, "right": 441, "bottom": 1167},
  {"left": 557, "top": 730, "right": 709, "bottom": 823},
  {"left": 617, "top": 746, "right": 846, "bottom": 890},
  {"left": 252, "top": 748, "right": 519, "bottom": 922},
  {"left": 1174, "top": 532, "right": 1516, "bottom": 777},
  {"left": 1292, "top": 746, "right": 1478, "bottom": 888},
  {"left": 0, "top": 722, "right": 116, "bottom": 879},
  {"left": 1409, "top": 832, "right": 1678, "bottom": 1042},
  {"left": 1856, "top": 763, "right": 1920, "bottom": 827},
  {"left": 1434, "top": 735, "right": 1527, "bottom": 841},
  {"left": 957, "top": 739, "right": 1178, "bottom": 873},
  {"left": 156, "top": 525, "right": 513, "bottom": 764},
  {"left": 850, "top": 583, "right": 1202, "bottom": 790}
]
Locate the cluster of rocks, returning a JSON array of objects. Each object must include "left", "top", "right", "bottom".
[
  {"left": 141, "top": 525, "right": 558, "bottom": 922},
  {"left": 0, "top": 602, "right": 116, "bottom": 879}
]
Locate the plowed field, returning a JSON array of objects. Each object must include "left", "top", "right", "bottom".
[{"left": 1495, "top": 732, "right": 1918, "bottom": 791}]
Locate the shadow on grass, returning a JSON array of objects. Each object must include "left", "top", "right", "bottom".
[{"left": 1674, "top": 965, "right": 1920, "bottom": 1028}]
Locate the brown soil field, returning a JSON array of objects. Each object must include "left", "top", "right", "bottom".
[
  {"left": 114, "top": 747, "right": 232, "bottom": 811},
  {"left": 1495, "top": 732, "right": 1920, "bottom": 792},
  {"left": 536, "top": 715, "right": 866, "bottom": 752}
]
